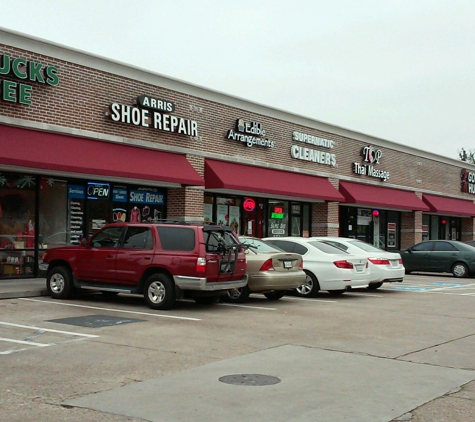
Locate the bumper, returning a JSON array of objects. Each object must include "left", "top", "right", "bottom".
[
  {"left": 319, "top": 275, "right": 371, "bottom": 290},
  {"left": 174, "top": 275, "right": 248, "bottom": 291},
  {"left": 247, "top": 271, "right": 306, "bottom": 292}
]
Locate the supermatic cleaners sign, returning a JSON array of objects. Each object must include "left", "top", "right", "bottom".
[
  {"left": 353, "top": 145, "right": 390, "bottom": 181},
  {"left": 109, "top": 95, "right": 198, "bottom": 136},
  {"left": 291, "top": 131, "right": 336, "bottom": 167}
]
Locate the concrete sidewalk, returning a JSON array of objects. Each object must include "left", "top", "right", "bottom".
[{"left": 0, "top": 277, "right": 47, "bottom": 299}]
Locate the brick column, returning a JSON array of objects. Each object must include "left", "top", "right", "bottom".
[
  {"left": 167, "top": 154, "right": 204, "bottom": 222},
  {"left": 461, "top": 217, "right": 475, "bottom": 241},
  {"left": 401, "top": 211, "right": 422, "bottom": 248},
  {"left": 312, "top": 202, "right": 339, "bottom": 236}
]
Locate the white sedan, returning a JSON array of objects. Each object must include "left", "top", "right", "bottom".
[
  {"left": 313, "top": 237, "right": 404, "bottom": 290},
  {"left": 263, "top": 237, "right": 372, "bottom": 296}
]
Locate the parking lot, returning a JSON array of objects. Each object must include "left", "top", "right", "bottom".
[{"left": 1, "top": 273, "right": 475, "bottom": 421}]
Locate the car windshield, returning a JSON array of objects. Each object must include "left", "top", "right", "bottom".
[
  {"left": 241, "top": 238, "right": 283, "bottom": 253},
  {"left": 348, "top": 240, "right": 383, "bottom": 253},
  {"left": 308, "top": 241, "right": 349, "bottom": 254}
]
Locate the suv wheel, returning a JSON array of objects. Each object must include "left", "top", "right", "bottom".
[
  {"left": 144, "top": 274, "right": 176, "bottom": 310},
  {"left": 47, "top": 265, "right": 75, "bottom": 299},
  {"left": 225, "top": 286, "right": 250, "bottom": 303}
]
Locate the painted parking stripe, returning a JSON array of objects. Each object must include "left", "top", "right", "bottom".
[
  {"left": 0, "top": 337, "right": 50, "bottom": 347},
  {"left": 218, "top": 303, "right": 277, "bottom": 311},
  {"left": 20, "top": 298, "right": 201, "bottom": 321},
  {"left": 0, "top": 321, "right": 99, "bottom": 337}
]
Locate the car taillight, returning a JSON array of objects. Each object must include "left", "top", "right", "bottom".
[
  {"left": 398, "top": 259, "right": 403, "bottom": 264},
  {"left": 196, "top": 257, "right": 206, "bottom": 274},
  {"left": 333, "top": 260, "right": 354, "bottom": 269},
  {"left": 368, "top": 258, "right": 390, "bottom": 265},
  {"left": 299, "top": 259, "right": 303, "bottom": 270},
  {"left": 259, "top": 259, "right": 275, "bottom": 271}
]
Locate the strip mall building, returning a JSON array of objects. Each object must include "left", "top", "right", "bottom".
[{"left": 1, "top": 28, "right": 475, "bottom": 279}]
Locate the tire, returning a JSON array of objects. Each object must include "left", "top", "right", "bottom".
[
  {"left": 328, "top": 289, "right": 345, "bottom": 296},
  {"left": 144, "top": 274, "right": 176, "bottom": 310},
  {"left": 46, "top": 265, "right": 75, "bottom": 299},
  {"left": 194, "top": 296, "right": 219, "bottom": 305},
  {"left": 452, "top": 262, "right": 469, "bottom": 278},
  {"left": 225, "top": 286, "right": 251, "bottom": 303},
  {"left": 367, "top": 282, "right": 383, "bottom": 290},
  {"left": 295, "top": 270, "right": 320, "bottom": 297},
  {"left": 264, "top": 291, "right": 285, "bottom": 300}
]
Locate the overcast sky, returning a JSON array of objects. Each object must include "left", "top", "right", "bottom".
[{"left": 2, "top": 0, "right": 474, "bottom": 159}]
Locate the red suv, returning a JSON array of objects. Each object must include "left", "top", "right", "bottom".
[{"left": 43, "top": 222, "right": 248, "bottom": 310}]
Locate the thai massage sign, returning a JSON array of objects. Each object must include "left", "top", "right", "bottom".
[
  {"left": 291, "top": 131, "right": 336, "bottom": 167},
  {"left": 353, "top": 145, "right": 390, "bottom": 181},
  {"left": 226, "top": 119, "right": 275, "bottom": 148},
  {"left": 460, "top": 169, "right": 475, "bottom": 194},
  {"left": 0, "top": 54, "right": 59, "bottom": 104},
  {"left": 109, "top": 95, "right": 198, "bottom": 136}
]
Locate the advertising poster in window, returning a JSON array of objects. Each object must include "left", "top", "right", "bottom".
[
  {"left": 68, "top": 184, "right": 84, "bottom": 245},
  {"left": 229, "top": 206, "right": 240, "bottom": 233},
  {"left": 269, "top": 203, "right": 288, "bottom": 236},
  {"left": 422, "top": 224, "right": 429, "bottom": 241},
  {"left": 129, "top": 187, "right": 166, "bottom": 222},
  {"left": 387, "top": 222, "right": 397, "bottom": 248},
  {"left": 203, "top": 203, "right": 213, "bottom": 224},
  {"left": 217, "top": 204, "right": 228, "bottom": 225}
]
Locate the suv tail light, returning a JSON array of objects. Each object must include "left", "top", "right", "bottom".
[
  {"left": 368, "top": 258, "right": 390, "bottom": 265},
  {"left": 259, "top": 259, "right": 275, "bottom": 271},
  {"left": 333, "top": 260, "right": 354, "bottom": 269},
  {"left": 196, "top": 257, "right": 207, "bottom": 274}
]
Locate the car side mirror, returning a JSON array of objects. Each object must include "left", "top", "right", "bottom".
[{"left": 80, "top": 238, "right": 88, "bottom": 246}]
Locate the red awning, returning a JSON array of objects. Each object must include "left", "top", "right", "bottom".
[
  {"left": 0, "top": 125, "right": 204, "bottom": 186},
  {"left": 422, "top": 194, "right": 475, "bottom": 217},
  {"left": 205, "top": 159, "right": 344, "bottom": 202},
  {"left": 339, "top": 181, "right": 429, "bottom": 211}
]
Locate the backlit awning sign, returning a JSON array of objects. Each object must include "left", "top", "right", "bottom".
[{"left": 243, "top": 198, "right": 256, "bottom": 212}]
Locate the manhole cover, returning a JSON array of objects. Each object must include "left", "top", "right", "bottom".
[
  {"left": 219, "top": 374, "right": 281, "bottom": 386},
  {"left": 47, "top": 314, "right": 145, "bottom": 328}
]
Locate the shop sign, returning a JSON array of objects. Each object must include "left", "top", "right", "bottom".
[
  {"left": 129, "top": 189, "right": 165, "bottom": 205},
  {"left": 243, "top": 198, "right": 256, "bottom": 212},
  {"left": 352, "top": 146, "right": 390, "bottom": 181},
  {"left": 109, "top": 96, "right": 198, "bottom": 136},
  {"left": 112, "top": 188, "right": 128, "bottom": 202},
  {"left": 226, "top": 118, "right": 275, "bottom": 148},
  {"left": 0, "top": 54, "right": 59, "bottom": 105},
  {"left": 460, "top": 169, "right": 475, "bottom": 194},
  {"left": 87, "top": 182, "right": 110, "bottom": 199},
  {"left": 290, "top": 131, "right": 336, "bottom": 167},
  {"left": 68, "top": 185, "right": 85, "bottom": 199}
]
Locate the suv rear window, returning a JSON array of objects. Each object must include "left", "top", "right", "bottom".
[
  {"left": 204, "top": 230, "right": 239, "bottom": 253},
  {"left": 157, "top": 226, "right": 195, "bottom": 251}
]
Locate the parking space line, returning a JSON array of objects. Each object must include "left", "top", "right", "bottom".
[
  {"left": 0, "top": 321, "right": 99, "bottom": 338},
  {"left": 217, "top": 303, "right": 277, "bottom": 310},
  {"left": 284, "top": 296, "right": 337, "bottom": 303},
  {"left": 0, "top": 337, "right": 50, "bottom": 347},
  {"left": 20, "top": 298, "right": 202, "bottom": 321}
]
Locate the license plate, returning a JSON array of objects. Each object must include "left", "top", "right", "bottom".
[
  {"left": 355, "top": 264, "right": 364, "bottom": 272},
  {"left": 283, "top": 261, "right": 292, "bottom": 269},
  {"left": 390, "top": 260, "right": 398, "bottom": 267}
]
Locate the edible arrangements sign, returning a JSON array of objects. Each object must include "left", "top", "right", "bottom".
[
  {"left": 353, "top": 145, "right": 390, "bottom": 181},
  {"left": 109, "top": 95, "right": 198, "bottom": 137},
  {"left": 0, "top": 54, "right": 59, "bottom": 104}
]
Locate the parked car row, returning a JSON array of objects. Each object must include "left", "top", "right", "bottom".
[{"left": 43, "top": 221, "right": 410, "bottom": 310}]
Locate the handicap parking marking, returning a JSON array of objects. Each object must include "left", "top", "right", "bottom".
[
  {"left": 20, "top": 298, "right": 202, "bottom": 321},
  {"left": 0, "top": 321, "right": 99, "bottom": 355},
  {"left": 387, "top": 281, "right": 475, "bottom": 294}
]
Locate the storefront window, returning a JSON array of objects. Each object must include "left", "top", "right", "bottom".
[
  {"left": 0, "top": 172, "right": 37, "bottom": 277},
  {"left": 268, "top": 200, "right": 288, "bottom": 237},
  {"left": 216, "top": 197, "right": 241, "bottom": 233},
  {"left": 39, "top": 177, "right": 69, "bottom": 249}
]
